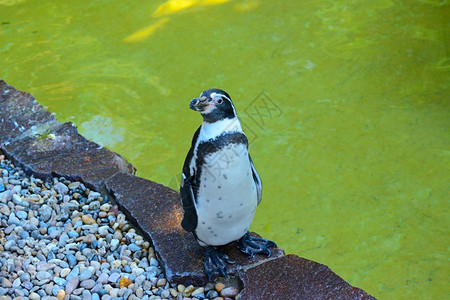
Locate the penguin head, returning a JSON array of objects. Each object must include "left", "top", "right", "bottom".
[{"left": 190, "top": 89, "right": 237, "bottom": 123}]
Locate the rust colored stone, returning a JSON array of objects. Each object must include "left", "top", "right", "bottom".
[
  {"left": 119, "top": 277, "right": 132, "bottom": 288},
  {"left": 238, "top": 254, "right": 376, "bottom": 300},
  {"left": 105, "top": 172, "right": 284, "bottom": 286}
]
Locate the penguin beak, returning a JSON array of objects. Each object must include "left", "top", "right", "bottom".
[
  {"left": 189, "top": 98, "right": 200, "bottom": 111},
  {"left": 190, "top": 97, "right": 209, "bottom": 112}
]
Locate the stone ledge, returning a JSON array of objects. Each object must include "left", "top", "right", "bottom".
[
  {"left": 0, "top": 79, "right": 135, "bottom": 193},
  {"left": 239, "top": 255, "right": 376, "bottom": 299},
  {"left": 0, "top": 80, "right": 57, "bottom": 145},
  {"left": 0, "top": 80, "right": 377, "bottom": 299}
]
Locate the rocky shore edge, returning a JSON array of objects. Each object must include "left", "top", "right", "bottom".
[{"left": 0, "top": 80, "right": 376, "bottom": 299}]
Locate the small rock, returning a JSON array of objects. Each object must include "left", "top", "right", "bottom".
[
  {"left": 134, "top": 275, "right": 145, "bottom": 287},
  {"left": 108, "top": 273, "right": 120, "bottom": 283},
  {"left": 192, "top": 287, "right": 205, "bottom": 296},
  {"left": 53, "top": 277, "right": 66, "bottom": 286},
  {"left": 83, "top": 234, "right": 96, "bottom": 244},
  {"left": 183, "top": 285, "right": 195, "bottom": 297},
  {"left": 8, "top": 212, "right": 21, "bottom": 225},
  {"left": 0, "top": 205, "right": 10, "bottom": 215},
  {"left": 36, "top": 271, "right": 52, "bottom": 281},
  {"left": 149, "top": 257, "right": 158, "bottom": 267},
  {"left": 177, "top": 284, "right": 185, "bottom": 293},
  {"left": 110, "top": 239, "right": 119, "bottom": 251},
  {"left": 119, "top": 277, "right": 131, "bottom": 288},
  {"left": 2, "top": 278, "right": 12, "bottom": 288},
  {"left": 96, "top": 273, "right": 108, "bottom": 284},
  {"left": 99, "top": 203, "right": 110, "bottom": 212},
  {"left": 4, "top": 239, "right": 15, "bottom": 250},
  {"left": 169, "top": 288, "right": 178, "bottom": 297},
  {"left": 91, "top": 293, "right": 100, "bottom": 300},
  {"left": 97, "top": 226, "right": 109, "bottom": 236},
  {"left": 109, "top": 288, "right": 119, "bottom": 297},
  {"left": 37, "top": 263, "right": 55, "bottom": 272},
  {"left": 16, "top": 210, "right": 27, "bottom": 220},
  {"left": 54, "top": 182, "right": 69, "bottom": 195},
  {"left": 88, "top": 192, "right": 101, "bottom": 201},
  {"left": 68, "top": 182, "right": 81, "bottom": 190},
  {"left": 82, "top": 290, "right": 92, "bottom": 300},
  {"left": 206, "top": 290, "right": 219, "bottom": 298},
  {"left": 215, "top": 283, "right": 225, "bottom": 293},
  {"left": 29, "top": 292, "right": 41, "bottom": 300},
  {"left": 220, "top": 287, "right": 239, "bottom": 298},
  {"left": 128, "top": 243, "right": 141, "bottom": 252},
  {"left": 60, "top": 268, "right": 71, "bottom": 278},
  {"left": 56, "top": 289, "right": 65, "bottom": 300},
  {"left": 81, "top": 215, "right": 96, "bottom": 225},
  {"left": 80, "top": 279, "right": 96, "bottom": 289},
  {"left": 156, "top": 278, "right": 166, "bottom": 287},
  {"left": 79, "top": 269, "right": 93, "bottom": 281},
  {"left": 65, "top": 276, "right": 80, "bottom": 294},
  {"left": 161, "top": 289, "right": 170, "bottom": 298},
  {"left": 135, "top": 288, "right": 143, "bottom": 298},
  {"left": 67, "top": 254, "right": 77, "bottom": 267}
]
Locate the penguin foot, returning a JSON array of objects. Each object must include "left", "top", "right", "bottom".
[
  {"left": 204, "top": 247, "right": 235, "bottom": 280},
  {"left": 237, "top": 232, "right": 277, "bottom": 258}
]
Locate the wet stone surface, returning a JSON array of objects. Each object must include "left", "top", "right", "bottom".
[
  {"left": 239, "top": 254, "right": 377, "bottom": 300},
  {"left": 0, "top": 80, "right": 135, "bottom": 194},
  {"left": 2, "top": 122, "right": 135, "bottom": 194},
  {"left": 0, "top": 80, "right": 57, "bottom": 145}
]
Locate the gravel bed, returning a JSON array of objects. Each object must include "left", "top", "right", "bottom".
[{"left": 0, "top": 155, "right": 239, "bottom": 300}]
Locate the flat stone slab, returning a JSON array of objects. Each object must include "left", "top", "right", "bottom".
[
  {"left": 0, "top": 80, "right": 57, "bottom": 145},
  {"left": 239, "top": 254, "right": 376, "bottom": 299},
  {"left": 105, "top": 172, "right": 285, "bottom": 286},
  {"left": 0, "top": 80, "right": 135, "bottom": 193}
]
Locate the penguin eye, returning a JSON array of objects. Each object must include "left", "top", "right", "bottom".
[{"left": 217, "top": 98, "right": 223, "bottom": 104}]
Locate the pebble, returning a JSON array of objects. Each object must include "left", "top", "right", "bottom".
[
  {"left": 82, "top": 215, "right": 96, "bottom": 225},
  {"left": 56, "top": 289, "right": 65, "bottom": 300},
  {"left": 184, "top": 285, "right": 195, "bottom": 297},
  {"left": 0, "top": 159, "right": 239, "bottom": 300},
  {"left": 65, "top": 277, "right": 79, "bottom": 294},
  {"left": 220, "top": 287, "right": 239, "bottom": 298},
  {"left": 80, "top": 279, "right": 96, "bottom": 289},
  {"left": 215, "top": 283, "right": 226, "bottom": 293},
  {"left": 80, "top": 269, "right": 93, "bottom": 281},
  {"left": 16, "top": 210, "right": 28, "bottom": 219},
  {"left": 54, "top": 182, "right": 69, "bottom": 195},
  {"left": 119, "top": 277, "right": 131, "bottom": 288}
]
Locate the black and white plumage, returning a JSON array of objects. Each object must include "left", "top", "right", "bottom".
[{"left": 180, "top": 88, "right": 276, "bottom": 279}]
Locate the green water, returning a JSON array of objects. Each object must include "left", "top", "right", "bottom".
[{"left": 1, "top": 0, "right": 449, "bottom": 298}]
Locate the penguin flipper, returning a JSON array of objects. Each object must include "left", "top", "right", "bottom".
[
  {"left": 249, "top": 154, "right": 262, "bottom": 205},
  {"left": 179, "top": 127, "right": 201, "bottom": 232},
  {"left": 180, "top": 173, "right": 198, "bottom": 232}
]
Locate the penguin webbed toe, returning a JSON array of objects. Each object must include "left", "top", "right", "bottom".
[
  {"left": 204, "top": 247, "right": 235, "bottom": 280},
  {"left": 237, "top": 232, "right": 277, "bottom": 258}
]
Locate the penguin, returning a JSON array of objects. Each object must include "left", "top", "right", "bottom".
[{"left": 180, "top": 88, "right": 276, "bottom": 279}]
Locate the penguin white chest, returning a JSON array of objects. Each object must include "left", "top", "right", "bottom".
[{"left": 195, "top": 143, "right": 258, "bottom": 246}]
